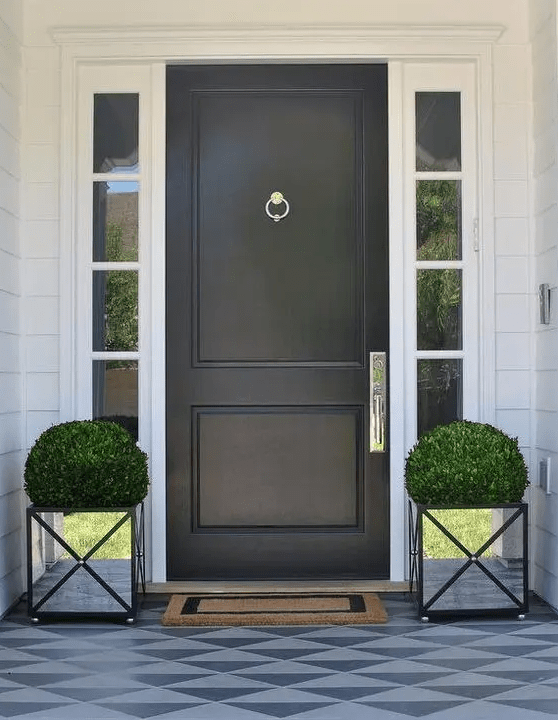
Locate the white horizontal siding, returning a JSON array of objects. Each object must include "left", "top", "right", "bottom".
[
  {"left": 496, "top": 257, "right": 530, "bottom": 295},
  {"left": 25, "top": 219, "right": 59, "bottom": 258},
  {"left": 24, "top": 297, "right": 58, "bottom": 335},
  {"left": 25, "top": 259, "right": 58, "bottom": 296},
  {"left": 0, "top": 567, "right": 24, "bottom": 615},
  {"left": 22, "top": 30, "right": 62, "bottom": 461},
  {"left": 0, "top": 86, "right": 19, "bottom": 140},
  {"left": 22, "top": 0, "right": 531, "bottom": 44},
  {"left": 0, "top": 208, "right": 18, "bottom": 257},
  {"left": 0, "top": 249, "right": 19, "bottom": 296},
  {"left": 491, "top": 30, "right": 533, "bottom": 474},
  {"left": 495, "top": 409, "right": 532, "bottom": 447},
  {"left": 26, "top": 373, "right": 59, "bottom": 412},
  {"left": 18, "top": 0, "right": 553, "bottom": 595},
  {"left": 496, "top": 333, "right": 531, "bottom": 370},
  {"left": 496, "top": 371, "right": 532, "bottom": 409},
  {"left": 529, "top": 0, "right": 558, "bottom": 611},
  {"left": 0, "top": 532, "right": 24, "bottom": 583},
  {"left": 0, "top": 374, "right": 22, "bottom": 414},
  {"left": 0, "top": 0, "right": 23, "bottom": 617},
  {"left": 496, "top": 295, "right": 531, "bottom": 333},
  {"left": 0, "top": 453, "right": 24, "bottom": 496},
  {"left": 25, "top": 412, "right": 58, "bottom": 448},
  {"left": 25, "top": 336, "right": 59, "bottom": 372},
  {"left": 494, "top": 216, "right": 530, "bottom": 255},
  {"left": 0, "top": 414, "right": 22, "bottom": 462}
]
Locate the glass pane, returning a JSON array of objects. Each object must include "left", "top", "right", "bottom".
[
  {"left": 422, "top": 508, "right": 525, "bottom": 612},
  {"left": 93, "top": 93, "right": 139, "bottom": 173},
  {"left": 416, "top": 92, "right": 461, "bottom": 171},
  {"left": 92, "top": 360, "right": 138, "bottom": 440},
  {"left": 30, "top": 510, "right": 134, "bottom": 611},
  {"left": 417, "top": 269, "right": 462, "bottom": 350},
  {"left": 93, "top": 182, "right": 138, "bottom": 262},
  {"left": 92, "top": 271, "right": 138, "bottom": 352},
  {"left": 65, "top": 511, "right": 133, "bottom": 559},
  {"left": 417, "top": 180, "right": 462, "bottom": 260},
  {"left": 417, "top": 359, "right": 462, "bottom": 437}
]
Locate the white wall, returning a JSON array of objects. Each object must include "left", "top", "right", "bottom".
[
  {"left": 19, "top": 8, "right": 533, "bottom": 420},
  {"left": 0, "top": 0, "right": 24, "bottom": 615},
  {"left": 529, "top": 0, "right": 558, "bottom": 610},
  {"left": 20, "top": 0, "right": 533, "bottom": 433},
  {"left": 21, "top": 10, "right": 59, "bottom": 447},
  {"left": 20, "top": 0, "right": 553, "bottom": 594}
]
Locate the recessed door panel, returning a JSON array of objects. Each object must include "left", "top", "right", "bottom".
[
  {"left": 195, "top": 407, "right": 361, "bottom": 528},
  {"left": 195, "top": 92, "right": 363, "bottom": 365}
]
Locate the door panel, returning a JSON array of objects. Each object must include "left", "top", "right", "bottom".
[
  {"left": 166, "top": 65, "right": 388, "bottom": 579},
  {"left": 195, "top": 408, "right": 361, "bottom": 528},
  {"left": 195, "top": 91, "right": 362, "bottom": 365}
]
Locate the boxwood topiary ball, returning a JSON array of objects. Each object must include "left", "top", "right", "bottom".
[
  {"left": 24, "top": 420, "right": 149, "bottom": 508},
  {"left": 405, "top": 420, "right": 528, "bottom": 505}
]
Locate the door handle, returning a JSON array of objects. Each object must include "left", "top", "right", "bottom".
[{"left": 370, "top": 352, "right": 386, "bottom": 452}]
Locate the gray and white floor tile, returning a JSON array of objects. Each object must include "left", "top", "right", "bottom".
[{"left": 0, "top": 593, "right": 556, "bottom": 718}]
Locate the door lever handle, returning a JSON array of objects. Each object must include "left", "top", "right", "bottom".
[{"left": 370, "top": 352, "right": 386, "bottom": 452}]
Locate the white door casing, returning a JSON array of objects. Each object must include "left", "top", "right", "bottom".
[{"left": 57, "top": 23, "right": 498, "bottom": 584}]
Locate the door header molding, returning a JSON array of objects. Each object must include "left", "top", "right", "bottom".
[{"left": 52, "top": 22, "right": 504, "bottom": 61}]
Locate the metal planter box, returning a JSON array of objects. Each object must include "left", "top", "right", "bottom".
[
  {"left": 26, "top": 503, "right": 144, "bottom": 623},
  {"left": 408, "top": 500, "right": 528, "bottom": 621}
]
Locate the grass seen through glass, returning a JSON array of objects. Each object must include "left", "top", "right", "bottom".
[
  {"left": 64, "top": 512, "right": 131, "bottom": 559},
  {"left": 423, "top": 508, "right": 492, "bottom": 559}
]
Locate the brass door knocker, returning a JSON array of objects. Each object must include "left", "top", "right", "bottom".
[{"left": 265, "top": 191, "right": 290, "bottom": 222}]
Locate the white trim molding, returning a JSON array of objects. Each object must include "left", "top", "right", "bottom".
[
  {"left": 52, "top": 23, "right": 503, "bottom": 64},
  {"left": 52, "top": 23, "right": 504, "bottom": 45},
  {"left": 55, "top": 22, "right": 499, "bottom": 585}
]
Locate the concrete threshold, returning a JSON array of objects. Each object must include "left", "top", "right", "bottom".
[{"left": 147, "top": 580, "right": 410, "bottom": 594}]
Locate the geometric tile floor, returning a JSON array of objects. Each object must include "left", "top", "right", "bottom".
[{"left": 0, "top": 592, "right": 557, "bottom": 719}]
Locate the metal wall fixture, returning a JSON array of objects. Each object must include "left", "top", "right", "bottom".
[
  {"left": 539, "top": 283, "right": 551, "bottom": 324},
  {"left": 539, "top": 457, "right": 552, "bottom": 495}
]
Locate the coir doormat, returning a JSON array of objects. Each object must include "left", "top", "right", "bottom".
[{"left": 161, "top": 593, "right": 387, "bottom": 626}]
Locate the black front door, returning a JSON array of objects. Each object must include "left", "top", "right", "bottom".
[{"left": 166, "top": 64, "right": 388, "bottom": 579}]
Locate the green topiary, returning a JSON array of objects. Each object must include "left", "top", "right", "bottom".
[
  {"left": 24, "top": 420, "right": 149, "bottom": 507},
  {"left": 405, "top": 420, "right": 528, "bottom": 505}
]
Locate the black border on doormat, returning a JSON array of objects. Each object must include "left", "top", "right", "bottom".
[{"left": 161, "top": 592, "right": 388, "bottom": 626}]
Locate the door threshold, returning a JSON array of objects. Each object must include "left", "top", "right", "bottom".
[{"left": 147, "top": 580, "right": 409, "bottom": 594}]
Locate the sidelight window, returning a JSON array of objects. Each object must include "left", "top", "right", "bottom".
[
  {"left": 413, "top": 86, "right": 474, "bottom": 437},
  {"left": 91, "top": 93, "right": 140, "bottom": 437}
]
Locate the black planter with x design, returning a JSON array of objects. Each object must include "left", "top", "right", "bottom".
[{"left": 408, "top": 500, "right": 528, "bottom": 621}]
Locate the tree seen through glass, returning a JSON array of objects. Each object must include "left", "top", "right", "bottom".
[{"left": 104, "top": 223, "right": 138, "bottom": 353}]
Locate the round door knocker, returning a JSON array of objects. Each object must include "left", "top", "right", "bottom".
[{"left": 265, "top": 191, "right": 290, "bottom": 222}]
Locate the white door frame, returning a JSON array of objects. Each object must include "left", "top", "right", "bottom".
[{"left": 55, "top": 23, "right": 501, "bottom": 584}]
